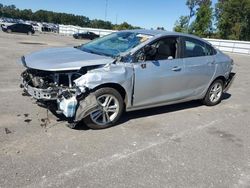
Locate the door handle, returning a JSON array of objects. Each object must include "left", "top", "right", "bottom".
[{"left": 171, "top": 66, "right": 182, "bottom": 72}]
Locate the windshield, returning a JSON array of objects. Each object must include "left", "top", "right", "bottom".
[{"left": 80, "top": 32, "right": 152, "bottom": 57}]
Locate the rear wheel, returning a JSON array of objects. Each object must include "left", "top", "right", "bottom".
[
  {"left": 203, "top": 79, "right": 224, "bottom": 106},
  {"left": 84, "top": 87, "right": 124, "bottom": 129}
]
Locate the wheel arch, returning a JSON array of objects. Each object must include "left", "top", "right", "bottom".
[
  {"left": 212, "top": 75, "right": 226, "bottom": 86},
  {"left": 93, "top": 83, "right": 128, "bottom": 106}
]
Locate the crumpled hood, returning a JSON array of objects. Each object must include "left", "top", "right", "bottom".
[{"left": 23, "top": 47, "right": 114, "bottom": 71}]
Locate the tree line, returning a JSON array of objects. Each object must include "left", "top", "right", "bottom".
[
  {"left": 0, "top": 4, "right": 140, "bottom": 30},
  {"left": 1, "top": 2, "right": 250, "bottom": 41},
  {"left": 174, "top": 0, "right": 250, "bottom": 41}
]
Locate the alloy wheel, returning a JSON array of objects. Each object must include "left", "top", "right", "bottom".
[
  {"left": 209, "top": 82, "right": 223, "bottom": 103},
  {"left": 90, "top": 94, "right": 120, "bottom": 126}
]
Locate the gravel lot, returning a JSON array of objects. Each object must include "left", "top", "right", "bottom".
[{"left": 0, "top": 30, "right": 249, "bottom": 188}]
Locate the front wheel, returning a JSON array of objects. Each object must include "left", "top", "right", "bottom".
[
  {"left": 202, "top": 79, "right": 224, "bottom": 106},
  {"left": 7, "top": 29, "right": 12, "bottom": 33},
  {"left": 84, "top": 87, "right": 124, "bottom": 129}
]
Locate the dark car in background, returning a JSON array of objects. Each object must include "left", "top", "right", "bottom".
[
  {"left": 73, "top": 32, "right": 100, "bottom": 40},
  {"left": 1, "top": 23, "right": 35, "bottom": 35}
]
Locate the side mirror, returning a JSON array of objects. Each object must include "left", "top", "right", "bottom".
[
  {"left": 137, "top": 51, "right": 146, "bottom": 62},
  {"left": 144, "top": 45, "right": 156, "bottom": 56},
  {"left": 137, "top": 45, "right": 156, "bottom": 62}
]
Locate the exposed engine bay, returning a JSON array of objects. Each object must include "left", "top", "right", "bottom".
[
  {"left": 21, "top": 69, "right": 81, "bottom": 101},
  {"left": 22, "top": 65, "right": 98, "bottom": 91},
  {"left": 22, "top": 69, "right": 82, "bottom": 89}
]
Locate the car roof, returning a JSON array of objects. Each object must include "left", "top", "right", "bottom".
[{"left": 121, "top": 29, "right": 211, "bottom": 46}]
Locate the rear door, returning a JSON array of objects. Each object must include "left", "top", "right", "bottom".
[{"left": 181, "top": 37, "right": 216, "bottom": 97}]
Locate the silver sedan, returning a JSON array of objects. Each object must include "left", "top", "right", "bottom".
[{"left": 20, "top": 30, "right": 235, "bottom": 129}]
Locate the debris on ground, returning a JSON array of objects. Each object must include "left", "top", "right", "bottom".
[
  {"left": 24, "top": 113, "right": 29, "bottom": 117},
  {"left": 24, "top": 119, "right": 32, "bottom": 123},
  {"left": 21, "top": 92, "right": 30, "bottom": 96},
  {"left": 40, "top": 109, "right": 51, "bottom": 128},
  {"left": 5, "top": 128, "right": 12, "bottom": 134}
]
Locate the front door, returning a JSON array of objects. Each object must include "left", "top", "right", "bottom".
[{"left": 132, "top": 37, "right": 187, "bottom": 108}]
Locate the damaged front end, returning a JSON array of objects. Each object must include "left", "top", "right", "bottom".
[
  {"left": 20, "top": 66, "right": 100, "bottom": 122},
  {"left": 20, "top": 63, "right": 133, "bottom": 126},
  {"left": 21, "top": 70, "right": 55, "bottom": 100},
  {"left": 57, "top": 90, "right": 100, "bottom": 125}
]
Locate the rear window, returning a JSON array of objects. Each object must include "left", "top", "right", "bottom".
[
  {"left": 205, "top": 44, "right": 217, "bottom": 56},
  {"left": 183, "top": 37, "right": 216, "bottom": 58}
]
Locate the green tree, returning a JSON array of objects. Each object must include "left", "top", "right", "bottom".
[
  {"left": 1, "top": 4, "right": 17, "bottom": 18},
  {"left": 90, "top": 19, "right": 112, "bottom": 29},
  {"left": 20, "top": 9, "right": 32, "bottom": 20},
  {"left": 113, "top": 22, "right": 139, "bottom": 30},
  {"left": 216, "top": 0, "right": 250, "bottom": 40},
  {"left": 156, "top": 26, "right": 165, "bottom": 30},
  {"left": 173, "top": 16, "right": 189, "bottom": 33},
  {"left": 0, "top": 3, "right": 4, "bottom": 17},
  {"left": 0, "top": 3, "right": 139, "bottom": 30},
  {"left": 174, "top": 0, "right": 213, "bottom": 36},
  {"left": 192, "top": 0, "right": 213, "bottom": 37}
]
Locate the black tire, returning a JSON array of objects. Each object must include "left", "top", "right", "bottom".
[
  {"left": 84, "top": 87, "right": 124, "bottom": 129},
  {"left": 202, "top": 79, "right": 224, "bottom": 106},
  {"left": 7, "top": 29, "right": 12, "bottom": 33},
  {"left": 27, "top": 31, "right": 32, "bottom": 35}
]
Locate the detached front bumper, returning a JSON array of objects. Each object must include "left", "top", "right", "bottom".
[
  {"left": 21, "top": 77, "right": 98, "bottom": 121},
  {"left": 224, "top": 72, "right": 236, "bottom": 92},
  {"left": 21, "top": 78, "right": 59, "bottom": 100}
]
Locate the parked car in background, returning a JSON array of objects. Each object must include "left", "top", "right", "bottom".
[
  {"left": 41, "top": 23, "right": 57, "bottom": 33},
  {"left": 2, "top": 23, "right": 35, "bottom": 35},
  {"left": 20, "top": 30, "right": 235, "bottom": 129},
  {"left": 73, "top": 32, "right": 100, "bottom": 40},
  {"left": 30, "top": 22, "right": 42, "bottom": 32}
]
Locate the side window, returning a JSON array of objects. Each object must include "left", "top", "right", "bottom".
[
  {"left": 184, "top": 38, "right": 206, "bottom": 58},
  {"left": 205, "top": 44, "right": 217, "bottom": 56},
  {"left": 145, "top": 37, "right": 179, "bottom": 61}
]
